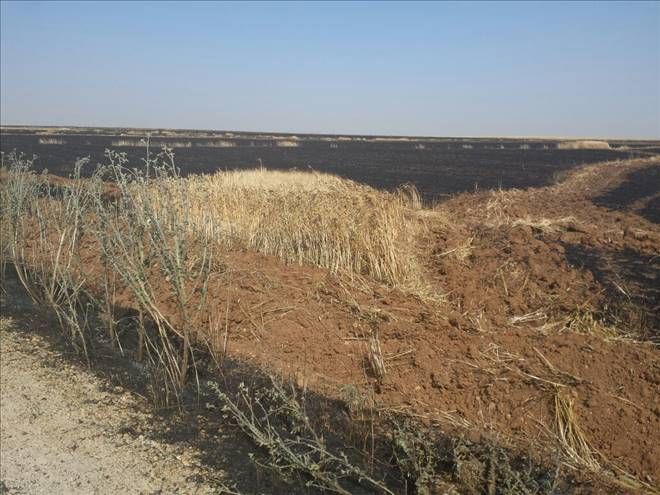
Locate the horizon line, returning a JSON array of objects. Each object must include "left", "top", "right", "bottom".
[{"left": 1, "top": 123, "right": 658, "bottom": 142}]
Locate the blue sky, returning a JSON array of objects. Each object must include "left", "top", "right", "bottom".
[{"left": 1, "top": 1, "right": 658, "bottom": 138}]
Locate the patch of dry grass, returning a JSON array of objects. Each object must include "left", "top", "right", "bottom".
[
  {"left": 562, "top": 311, "right": 620, "bottom": 339},
  {"left": 147, "top": 168, "right": 426, "bottom": 290},
  {"left": 481, "top": 189, "right": 579, "bottom": 234},
  {"left": 482, "top": 188, "right": 525, "bottom": 227},
  {"left": 511, "top": 216, "right": 578, "bottom": 234},
  {"left": 557, "top": 140, "right": 611, "bottom": 150},
  {"left": 554, "top": 390, "right": 601, "bottom": 471},
  {"left": 553, "top": 390, "right": 657, "bottom": 494},
  {"left": 436, "top": 236, "right": 474, "bottom": 263}
]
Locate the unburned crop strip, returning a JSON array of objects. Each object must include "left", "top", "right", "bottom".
[{"left": 152, "top": 168, "right": 427, "bottom": 292}]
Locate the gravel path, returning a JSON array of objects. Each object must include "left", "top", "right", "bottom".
[{"left": 0, "top": 316, "right": 220, "bottom": 495}]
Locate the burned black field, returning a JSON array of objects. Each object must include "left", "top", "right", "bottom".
[{"left": 1, "top": 127, "right": 654, "bottom": 201}]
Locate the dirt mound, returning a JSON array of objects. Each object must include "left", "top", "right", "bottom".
[{"left": 433, "top": 157, "right": 660, "bottom": 339}]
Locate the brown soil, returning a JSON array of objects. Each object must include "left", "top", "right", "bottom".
[{"left": 9, "top": 156, "right": 660, "bottom": 492}]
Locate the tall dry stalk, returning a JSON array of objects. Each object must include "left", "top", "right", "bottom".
[
  {"left": 1, "top": 154, "right": 98, "bottom": 360},
  {"left": 92, "top": 148, "right": 215, "bottom": 402}
]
